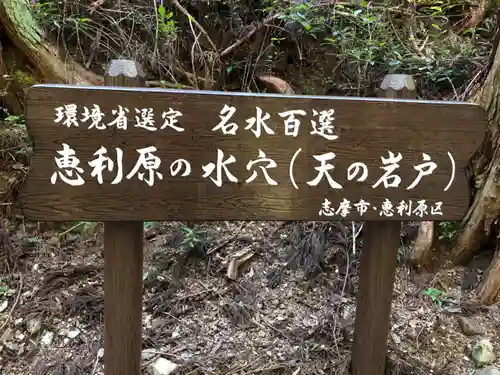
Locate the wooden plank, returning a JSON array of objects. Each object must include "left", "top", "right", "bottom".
[
  {"left": 20, "top": 85, "right": 486, "bottom": 221},
  {"left": 102, "top": 60, "right": 144, "bottom": 375},
  {"left": 351, "top": 74, "right": 416, "bottom": 375},
  {"left": 351, "top": 220, "right": 400, "bottom": 375}
]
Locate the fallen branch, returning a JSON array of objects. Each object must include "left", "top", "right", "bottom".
[
  {"left": 227, "top": 247, "right": 255, "bottom": 280},
  {"left": 220, "top": 14, "right": 281, "bottom": 58},
  {"left": 206, "top": 222, "right": 246, "bottom": 256},
  {"left": 146, "top": 80, "right": 195, "bottom": 89}
]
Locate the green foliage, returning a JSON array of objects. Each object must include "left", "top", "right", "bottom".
[
  {"left": 157, "top": 5, "right": 178, "bottom": 40},
  {"left": 5, "top": 114, "right": 25, "bottom": 127},
  {"left": 34, "top": 1, "right": 90, "bottom": 31},
  {"left": 3, "top": 113, "right": 33, "bottom": 161},
  {"left": 28, "top": 0, "right": 494, "bottom": 96},
  {"left": 397, "top": 246, "right": 406, "bottom": 264},
  {"left": 437, "top": 220, "right": 460, "bottom": 241},
  {"left": 264, "top": 0, "right": 492, "bottom": 93},
  {"left": 0, "top": 278, "right": 10, "bottom": 296},
  {"left": 24, "top": 236, "right": 41, "bottom": 247},
  {"left": 180, "top": 225, "right": 204, "bottom": 252},
  {"left": 422, "top": 287, "right": 444, "bottom": 307},
  {"left": 32, "top": 1, "right": 179, "bottom": 45}
]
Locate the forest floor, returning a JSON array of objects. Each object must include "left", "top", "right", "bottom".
[{"left": 0, "top": 219, "right": 499, "bottom": 375}]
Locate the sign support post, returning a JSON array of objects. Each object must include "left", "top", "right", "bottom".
[
  {"left": 352, "top": 74, "right": 417, "bottom": 375},
  {"left": 103, "top": 60, "right": 145, "bottom": 375}
]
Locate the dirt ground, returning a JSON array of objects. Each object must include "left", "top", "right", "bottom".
[{"left": 0, "top": 220, "right": 499, "bottom": 375}]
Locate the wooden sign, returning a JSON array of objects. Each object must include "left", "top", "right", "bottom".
[{"left": 20, "top": 84, "right": 487, "bottom": 221}]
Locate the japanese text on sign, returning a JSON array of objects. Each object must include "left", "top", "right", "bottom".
[
  {"left": 54, "top": 104, "right": 339, "bottom": 140},
  {"left": 51, "top": 143, "right": 456, "bottom": 192},
  {"left": 22, "top": 83, "right": 487, "bottom": 221}
]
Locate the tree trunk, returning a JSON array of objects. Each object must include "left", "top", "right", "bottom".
[
  {"left": 451, "top": 28, "right": 500, "bottom": 304},
  {"left": 477, "top": 247, "right": 500, "bottom": 304},
  {"left": 0, "top": 0, "right": 102, "bottom": 112}
]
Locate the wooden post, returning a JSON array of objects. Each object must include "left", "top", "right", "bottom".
[
  {"left": 351, "top": 74, "right": 415, "bottom": 375},
  {"left": 103, "top": 60, "right": 145, "bottom": 375}
]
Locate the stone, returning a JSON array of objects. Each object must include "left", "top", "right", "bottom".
[
  {"left": 0, "top": 300, "right": 8, "bottom": 313},
  {"left": 150, "top": 357, "right": 179, "bottom": 375},
  {"left": 26, "top": 319, "right": 42, "bottom": 335},
  {"left": 141, "top": 348, "right": 156, "bottom": 361},
  {"left": 474, "top": 366, "right": 500, "bottom": 375},
  {"left": 1, "top": 327, "right": 13, "bottom": 343},
  {"left": 67, "top": 328, "right": 80, "bottom": 339},
  {"left": 472, "top": 339, "right": 496, "bottom": 366},
  {"left": 40, "top": 331, "right": 54, "bottom": 346},
  {"left": 458, "top": 317, "right": 485, "bottom": 336},
  {"left": 4, "top": 342, "right": 20, "bottom": 354}
]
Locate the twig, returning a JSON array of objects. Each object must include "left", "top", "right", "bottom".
[
  {"left": 171, "top": 288, "right": 214, "bottom": 303},
  {"left": 206, "top": 222, "right": 246, "bottom": 255},
  {"left": 139, "top": 346, "right": 188, "bottom": 369},
  {"left": 146, "top": 80, "right": 195, "bottom": 89},
  {"left": 220, "top": 14, "right": 281, "bottom": 58},
  {"left": 58, "top": 222, "right": 85, "bottom": 237},
  {"left": 247, "top": 364, "right": 287, "bottom": 374},
  {"left": 172, "top": 65, "right": 215, "bottom": 87},
  {"left": 170, "top": 0, "right": 219, "bottom": 54},
  {"left": 187, "top": 18, "right": 202, "bottom": 89},
  {"left": 85, "top": 28, "right": 102, "bottom": 69}
]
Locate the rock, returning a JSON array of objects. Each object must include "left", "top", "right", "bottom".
[
  {"left": 458, "top": 317, "right": 485, "bottom": 336},
  {"left": 474, "top": 367, "right": 500, "bottom": 375},
  {"left": 150, "top": 357, "right": 178, "bottom": 375},
  {"left": 4, "top": 341, "right": 20, "bottom": 354},
  {"left": 67, "top": 328, "right": 80, "bottom": 339},
  {"left": 1, "top": 327, "right": 13, "bottom": 343},
  {"left": 0, "top": 300, "right": 8, "bottom": 313},
  {"left": 141, "top": 348, "right": 156, "bottom": 361},
  {"left": 26, "top": 319, "right": 42, "bottom": 335},
  {"left": 472, "top": 339, "right": 496, "bottom": 366},
  {"left": 40, "top": 331, "right": 54, "bottom": 346},
  {"left": 171, "top": 326, "right": 181, "bottom": 339}
]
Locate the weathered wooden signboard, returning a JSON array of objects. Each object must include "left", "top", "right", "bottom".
[
  {"left": 21, "top": 85, "right": 486, "bottom": 221},
  {"left": 20, "top": 60, "right": 489, "bottom": 375}
]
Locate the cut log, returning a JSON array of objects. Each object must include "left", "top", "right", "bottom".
[{"left": 256, "top": 74, "right": 295, "bottom": 94}]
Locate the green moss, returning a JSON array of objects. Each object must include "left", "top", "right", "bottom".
[
  {"left": 12, "top": 70, "right": 37, "bottom": 86},
  {"left": 0, "top": 0, "right": 43, "bottom": 48}
]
